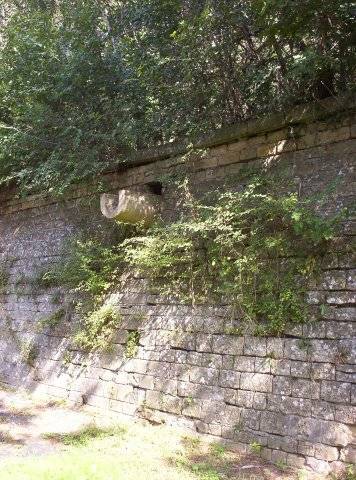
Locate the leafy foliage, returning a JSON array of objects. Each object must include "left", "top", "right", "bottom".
[
  {"left": 50, "top": 175, "right": 341, "bottom": 338},
  {"left": 124, "top": 176, "right": 339, "bottom": 335},
  {"left": 43, "top": 223, "right": 140, "bottom": 351},
  {"left": 0, "top": 0, "right": 354, "bottom": 194},
  {"left": 125, "top": 330, "right": 140, "bottom": 358},
  {"left": 73, "top": 303, "right": 121, "bottom": 352}
]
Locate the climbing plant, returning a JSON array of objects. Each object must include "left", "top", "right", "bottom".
[
  {"left": 124, "top": 175, "right": 342, "bottom": 335},
  {"left": 48, "top": 174, "right": 345, "bottom": 341},
  {"left": 0, "top": 0, "right": 354, "bottom": 194},
  {"left": 42, "top": 223, "right": 142, "bottom": 351}
]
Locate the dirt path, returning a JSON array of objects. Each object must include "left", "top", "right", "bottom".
[{"left": 0, "top": 387, "right": 100, "bottom": 459}]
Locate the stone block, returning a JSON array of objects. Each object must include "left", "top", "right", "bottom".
[
  {"left": 145, "top": 391, "right": 182, "bottom": 415},
  {"left": 346, "top": 269, "right": 356, "bottom": 290},
  {"left": 189, "top": 367, "right": 219, "bottom": 385},
  {"left": 334, "top": 405, "right": 356, "bottom": 423},
  {"left": 212, "top": 335, "right": 244, "bottom": 355},
  {"left": 236, "top": 390, "right": 254, "bottom": 407},
  {"left": 185, "top": 352, "right": 201, "bottom": 366},
  {"left": 315, "top": 443, "right": 339, "bottom": 461},
  {"left": 284, "top": 339, "right": 309, "bottom": 361},
  {"left": 340, "top": 445, "right": 356, "bottom": 463},
  {"left": 219, "top": 370, "right": 240, "bottom": 389},
  {"left": 261, "top": 447, "right": 272, "bottom": 461},
  {"left": 267, "top": 434, "right": 298, "bottom": 453},
  {"left": 298, "top": 417, "right": 352, "bottom": 446},
  {"left": 312, "top": 400, "right": 335, "bottom": 420},
  {"left": 271, "top": 449, "right": 287, "bottom": 463},
  {"left": 322, "top": 307, "right": 355, "bottom": 322},
  {"left": 124, "top": 359, "right": 148, "bottom": 374},
  {"left": 270, "top": 359, "right": 290, "bottom": 376},
  {"left": 290, "top": 361, "right": 311, "bottom": 378},
  {"left": 243, "top": 337, "right": 267, "bottom": 356},
  {"left": 155, "top": 379, "right": 177, "bottom": 395},
  {"left": 195, "top": 334, "right": 213, "bottom": 352},
  {"left": 233, "top": 356, "right": 254, "bottom": 372},
  {"left": 326, "top": 292, "right": 355, "bottom": 305},
  {"left": 298, "top": 442, "right": 315, "bottom": 456},
  {"left": 286, "top": 453, "right": 305, "bottom": 468},
  {"left": 291, "top": 379, "right": 320, "bottom": 399},
  {"left": 129, "top": 373, "right": 154, "bottom": 390},
  {"left": 321, "top": 270, "right": 346, "bottom": 290},
  {"left": 311, "top": 363, "right": 335, "bottom": 380},
  {"left": 267, "top": 338, "right": 284, "bottom": 358},
  {"left": 326, "top": 321, "right": 356, "bottom": 339},
  {"left": 306, "top": 457, "right": 331, "bottom": 475},
  {"left": 253, "top": 392, "right": 267, "bottom": 410},
  {"left": 309, "top": 340, "right": 340, "bottom": 363},
  {"left": 170, "top": 333, "right": 196, "bottom": 350},
  {"left": 272, "top": 376, "right": 292, "bottom": 395},
  {"left": 221, "top": 355, "right": 234, "bottom": 370},
  {"left": 182, "top": 401, "right": 202, "bottom": 419},
  {"left": 321, "top": 380, "right": 351, "bottom": 403},
  {"left": 220, "top": 404, "right": 242, "bottom": 426},
  {"left": 267, "top": 394, "right": 312, "bottom": 417},
  {"left": 255, "top": 358, "right": 271, "bottom": 373},
  {"left": 240, "top": 373, "right": 272, "bottom": 392},
  {"left": 241, "top": 408, "right": 260, "bottom": 430},
  {"left": 200, "top": 353, "right": 223, "bottom": 369},
  {"left": 260, "top": 412, "right": 299, "bottom": 436}
]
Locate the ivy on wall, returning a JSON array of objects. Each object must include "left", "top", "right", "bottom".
[
  {"left": 41, "top": 173, "right": 345, "bottom": 350},
  {"left": 124, "top": 175, "right": 341, "bottom": 335}
]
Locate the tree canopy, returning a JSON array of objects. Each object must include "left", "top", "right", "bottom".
[{"left": 0, "top": 0, "right": 354, "bottom": 194}]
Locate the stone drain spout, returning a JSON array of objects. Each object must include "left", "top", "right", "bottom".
[{"left": 100, "top": 189, "right": 161, "bottom": 225}]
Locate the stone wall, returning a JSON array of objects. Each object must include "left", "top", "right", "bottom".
[{"left": 0, "top": 96, "right": 355, "bottom": 475}]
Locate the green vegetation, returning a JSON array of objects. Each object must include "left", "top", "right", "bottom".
[
  {"left": 2, "top": 422, "right": 230, "bottom": 480},
  {"left": 43, "top": 423, "right": 126, "bottom": 447},
  {"left": 125, "top": 330, "right": 141, "bottom": 358},
  {"left": 43, "top": 175, "right": 342, "bottom": 342},
  {"left": 249, "top": 441, "right": 262, "bottom": 454},
  {"left": 73, "top": 303, "right": 121, "bottom": 352},
  {"left": 124, "top": 175, "right": 340, "bottom": 335},
  {"left": 345, "top": 465, "right": 356, "bottom": 480},
  {"left": 0, "top": 266, "right": 10, "bottom": 292},
  {"left": 36, "top": 308, "right": 65, "bottom": 332},
  {"left": 42, "top": 224, "right": 140, "bottom": 352},
  {"left": 19, "top": 339, "right": 38, "bottom": 366},
  {"left": 0, "top": 0, "right": 354, "bottom": 195}
]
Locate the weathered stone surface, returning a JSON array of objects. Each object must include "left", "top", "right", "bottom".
[
  {"left": 243, "top": 337, "right": 267, "bottom": 356},
  {"left": 292, "top": 379, "right": 320, "bottom": 399},
  {"left": 219, "top": 370, "right": 240, "bottom": 389},
  {"left": 212, "top": 335, "right": 244, "bottom": 355},
  {"left": 314, "top": 444, "right": 339, "bottom": 461},
  {"left": 240, "top": 373, "right": 272, "bottom": 393},
  {"left": 189, "top": 366, "right": 219, "bottom": 385},
  {"left": 321, "top": 381, "right": 351, "bottom": 403},
  {"left": 0, "top": 103, "right": 355, "bottom": 475}
]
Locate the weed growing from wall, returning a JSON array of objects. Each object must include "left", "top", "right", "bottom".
[
  {"left": 20, "top": 339, "right": 38, "bottom": 367},
  {"left": 36, "top": 308, "right": 66, "bottom": 333},
  {"left": 45, "top": 174, "right": 345, "bottom": 341},
  {"left": 42, "top": 224, "right": 141, "bottom": 351},
  {"left": 124, "top": 174, "right": 343, "bottom": 335},
  {"left": 125, "top": 330, "right": 140, "bottom": 358},
  {"left": 73, "top": 304, "right": 121, "bottom": 352}
]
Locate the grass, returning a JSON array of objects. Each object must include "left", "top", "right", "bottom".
[
  {"left": 42, "top": 423, "right": 126, "bottom": 446},
  {"left": 1, "top": 419, "right": 302, "bottom": 480}
]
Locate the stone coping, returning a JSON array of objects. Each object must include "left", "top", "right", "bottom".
[{"left": 110, "top": 92, "right": 356, "bottom": 172}]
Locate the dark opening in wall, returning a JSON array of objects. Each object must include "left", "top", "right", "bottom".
[{"left": 147, "top": 181, "right": 163, "bottom": 196}]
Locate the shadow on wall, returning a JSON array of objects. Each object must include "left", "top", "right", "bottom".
[{"left": 0, "top": 110, "right": 355, "bottom": 475}]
